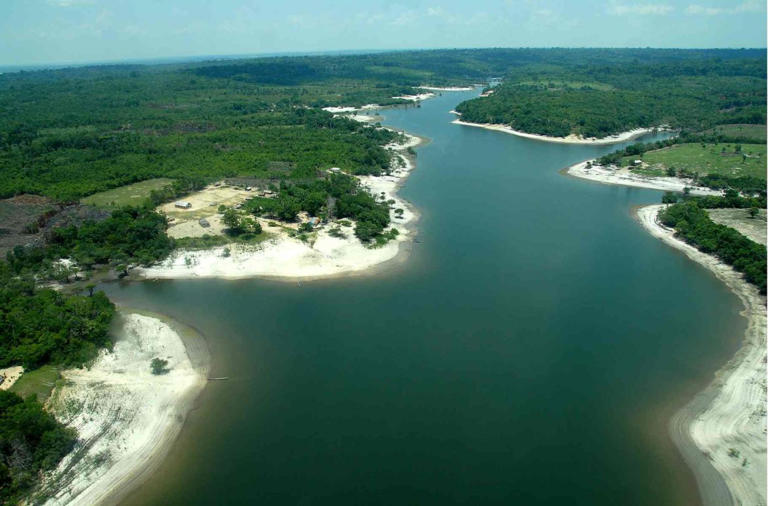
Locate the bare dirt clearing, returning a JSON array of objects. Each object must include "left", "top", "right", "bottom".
[
  {"left": 158, "top": 185, "right": 252, "bottom": 238},
  {"left": 706, "top": 208, "right": 766, "bottom": 246}
]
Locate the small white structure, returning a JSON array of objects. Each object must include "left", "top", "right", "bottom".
[
  {"left": 328, "top": 167, "right": 341, "bottom": 173},
  {"left": 633, "top": 159, "right": 643, "bottom": 166},
  {"left": 174, "top": 201, "right": 192, "bottom": 209}
]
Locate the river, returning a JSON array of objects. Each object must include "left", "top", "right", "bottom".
[{"left": 103, "top": 89, "right": 745, "bottom": 505}]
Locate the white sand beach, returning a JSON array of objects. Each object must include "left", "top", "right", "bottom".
[
  {"left": 419, "top": 86, "right": 475, "bottom": 91},
  {"left": 392, "top": 92, "right": 435, "bottom": 101},
  {"left": 39, "top": 313, "right": 209, "bottom": 506},
  {"left": 139, "top": 133, "right": 422, "bottom": 281},
  {"left": 453, "top": 117, "right": 659, "bottom": 145},
  {"left": 0, "top": 366, "right": 24, "bottom": 390},
  {"left": 637, "top": 205, "right": 767, "bottom": 506},
  {"left": 565, "top": 160, "right": 721, "bottom": 195}
]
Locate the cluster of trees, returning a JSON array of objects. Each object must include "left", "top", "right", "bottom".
[
  {"left": 221, "top": 208, "right": 262, "bottom": 237},
  {"left": 245, "top": 173, "right": 392, "bottom": 242},
  {"left": 456, "top": 57, "right": 765, "bottom": 138},
  {"left": 0, "top": 265, "right": 115, "bottom": 368},
  {"left": 660, "top": 201, "right": 766, "bottom": 294},
  {"left": 6, "top": 207, "right": 173, "bottom": 275},
  {"left": 0, "top": 390, "right": 77, "bottom": 504}
]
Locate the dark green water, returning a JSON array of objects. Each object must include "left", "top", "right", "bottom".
[{"left": 106, "top": 91, "right": 744, "bottom": 505}]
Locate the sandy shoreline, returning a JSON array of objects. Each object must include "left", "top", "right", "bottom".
[
  {"left": 39, "top": 311, "right": 210, "bottom": 506},
  {"left": 564, "top": 160, "right": 722, "bottom": 195},
  {"left": 636, "top": 205, "right": 767, "bottom": 506},
  {"left": 138, "top": 133, "right": 423, "bottom": 281},
  {"left": 419, "top": 85, "right": 475, "bottom": 91},
  {"left": 452, "top": 117, "right": 660, "bottom": 145}
]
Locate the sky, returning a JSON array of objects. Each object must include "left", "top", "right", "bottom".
[{"left": 0, "top": 0, "right": 765, "bottom": 66}]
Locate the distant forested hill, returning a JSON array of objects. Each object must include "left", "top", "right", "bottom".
[
  {"left": 455, "top": 52, "right": 766, "bottom": 138},
  {"left": 1, "top": 48, "right": 765, "bottom": 200}
]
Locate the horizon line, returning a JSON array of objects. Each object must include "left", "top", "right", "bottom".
[{"left": 1, "top": 46, "right": 765, "bottom": 73}]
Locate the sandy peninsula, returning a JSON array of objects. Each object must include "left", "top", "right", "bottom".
[
  {"left": 636, "top": 205, "right": 767, "bottom": 506},
  {"left": 565, "top": 160, "right": 722, "bottom": 195},
  {"left": 452, "top": 115, "right": 659, "bottom": 145},
  {"left": 419, "top": 86, "right": 475, "bottom": 91},
  {"left": 139, "top": 133, "right": 422, "bottom": 281},
  {"left": 38, "top": 312, "right": 209, "bottom": 506}
]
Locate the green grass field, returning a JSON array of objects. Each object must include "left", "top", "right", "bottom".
[
  {"left": 9, "top": 365, "right": 61, "bottom": 402},
  {"left": 80, "top": 178, "right": 174, "bottom": 208},
  {"left": 700, "top": 124, "right": 766, "bottom": 143},
  {"left": 625, "top": 143, "right": 766, "bottom": 179}
]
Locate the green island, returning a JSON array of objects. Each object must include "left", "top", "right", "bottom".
[{"left": 0, "top": 47, "right": 766, "bottom": 503}]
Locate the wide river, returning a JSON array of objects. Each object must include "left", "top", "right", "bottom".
[{"left": 104, "top": 90, "right": 744, "bottom": 505}]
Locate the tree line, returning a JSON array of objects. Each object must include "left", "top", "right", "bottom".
[{"left": 659, "top": 200, "right": 766, "bottom": 294}]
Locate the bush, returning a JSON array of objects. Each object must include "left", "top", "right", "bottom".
[{"left": 150, "top": 358, "right": 170, "bottom": 375}]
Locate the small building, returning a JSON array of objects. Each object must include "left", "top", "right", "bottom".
[
  {"left": 633, "top": 159, "right": 643, "bottom": 166},
  {"left": 328, "top": 167, "right": 341, "bottom": 173},
  {"left": 199, "top": 218, "right": 210, "bottom": 228},
  {"left": 175, "top": 201, "right": 192, "bottom": 209}
]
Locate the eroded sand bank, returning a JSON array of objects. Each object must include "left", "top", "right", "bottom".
[
  {"left": 637, "top": 205, "right": 767, "bottom": 506},
  {"left": 39, "top": 312, "right": 209, "bottom": 506}
]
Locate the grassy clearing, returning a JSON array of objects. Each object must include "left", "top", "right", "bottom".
[
  {"left": 80, "top": 178, "right": 174, "bottom": 208},
  {"left": 9, "top": 365, "right": 60, "bottom": 402},
  {"left": 700, "top": 124, "right": 766, "bottom": 143},
  {"left": 624, "top": 143, "right": 766, "bottom": 179}
]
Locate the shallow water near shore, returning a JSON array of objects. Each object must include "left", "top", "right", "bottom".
[{"left": 103, "top": 90, "right": 745, "bottom": 505}]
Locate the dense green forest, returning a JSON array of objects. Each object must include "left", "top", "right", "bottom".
[
  {"left": 0, "top": 389, "right": 77, "bottom": 504},
  {"left": 0, "top": 265, "right": 115, "bottom": 368},
  {"left": 2, "top": 48, "right": 765, "bottom": 200},
  {"left": 455, "top": 55, "right": 765, "bottom": 138},
  {"left": 6, "top": 207, "right": 173, "bottom": 276},
  {"left": 660, "top": 200, "right": 766, "bottom": 293}
]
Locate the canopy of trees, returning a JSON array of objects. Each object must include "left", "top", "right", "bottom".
[
  {"left": 0, "top": 390, "right": 77, "bottom": 504},
  {"left": 0, "top": 265, "right": 115, "bottom": 369},
  {"left": 456, "top": 56, "right": 765, "bottom": 138},
  {"left": 246, "top": 173, "right": 392, "bottom": 242},
  {"left": 6, "top": 207, "right": 173, "bottom": 275},
  {"left": 660, "top": 201, "right": 766, "bottom": 294}
]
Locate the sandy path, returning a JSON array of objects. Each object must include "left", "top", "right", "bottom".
[
  {"left": 453, "top": 118, "right": 660, "bottom": 145},
  {"left": 565, "top": 161, "right": 721, "bottom": 195},
  {"left": 138, "top": 134, "right": 423, "bottom": 281},
  {"left": 636, "top": 205, "right": 767, "bottom": 506},
  {"left": 39, "top": 312, "right": 209, "bottom": 506}
]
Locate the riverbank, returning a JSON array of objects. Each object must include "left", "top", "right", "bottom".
[
  {"left": 38, "top": 311, "right": 209, "bottom": 506},
  {"left": 565, "top": 160, "right": 721, "bottom": 195},
  {"left": 137, "top": 133, "right": 423, "bottom": 281},
  {"left": 636, "top": 204, "right": 767, "bottom": 506},
  {"left": 452, "top": 116, "right": 660, "bottom": 145}
]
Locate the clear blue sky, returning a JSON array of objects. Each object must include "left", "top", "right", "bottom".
[{"left": 1, "top": 0, "right": 765, "bottom": 66}]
